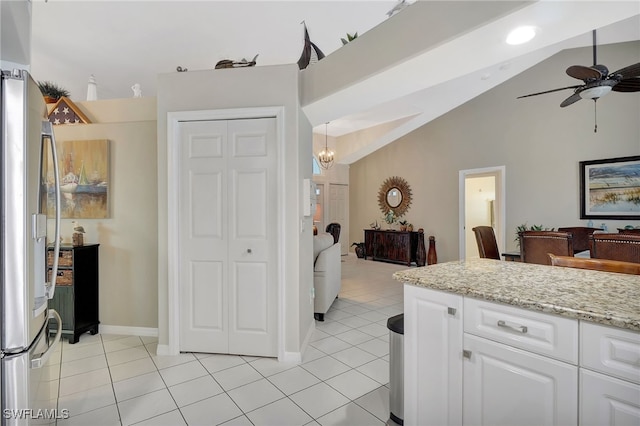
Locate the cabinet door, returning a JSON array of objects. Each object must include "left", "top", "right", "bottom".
[
  {"left": 463, "top": 334, "right": 578, "bottom": 426},
  {"left": 404, "top": 285, "right": 463, "bottom": 426},
  {"left": 580, "top": 369, "right": 640, "bottom": 426}
]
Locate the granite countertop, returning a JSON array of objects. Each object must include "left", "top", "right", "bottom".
[{"left": 394, "top": 258, "right": 640, "bottom": 331}]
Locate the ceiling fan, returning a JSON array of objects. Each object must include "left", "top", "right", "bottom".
[{"left": 517, "top": 30, "right": 640, "bottom": 131}]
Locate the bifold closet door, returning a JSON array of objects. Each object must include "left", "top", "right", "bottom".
[{"left": 178, "top": 118, "right": 277, "bottom": 357}]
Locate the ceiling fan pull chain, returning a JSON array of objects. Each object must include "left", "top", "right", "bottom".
[{"left": 593, "top": 100, "right": 598, "bottom": 133}]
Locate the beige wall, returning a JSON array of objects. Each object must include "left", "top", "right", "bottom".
[
  {"left": 350, "top": 41, "right": 640, "bottom": 262},
  {"left": 156, "top": 65, "right": 314, "bottom": 356},
  {"left": 50, "top": 97, "right": 159, "bottom": 329}
]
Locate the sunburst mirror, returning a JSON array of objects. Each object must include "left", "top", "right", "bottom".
[{"left": 378, "top": 176, "right": 412, "bottom": 217}]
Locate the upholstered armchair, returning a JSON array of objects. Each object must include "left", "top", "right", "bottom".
[{"left": 313, "top": 233, "right": 341, "bottom": 321}]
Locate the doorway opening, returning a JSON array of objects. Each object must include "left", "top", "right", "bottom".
[{"left": 459, "top": 166, "right": 506, "bottom": 260}]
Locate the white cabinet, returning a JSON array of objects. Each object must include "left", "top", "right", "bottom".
[
  {"left": 463, "top": 298, "right": 578, "bottom": 426},
  {"left": 580, "top": 323, "right": 640, "bottom": 426},
  {"left": 463, "top": 334, "right": 578, "bottom": 426},
  {"left": 404, "top": 285, "right": 463, "bottom": 426},
  {"left": 405, "top": 285, "right": 640, "bottom": 426},
  {"left": 580, "top": 369, "right": 640, "bottom": 426}
]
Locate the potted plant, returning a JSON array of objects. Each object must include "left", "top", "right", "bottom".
[
  {"left": 37, "top": 81, "right": 70, "bottom": 103},
  {"left": 515, "top": 223, "right": 554, "bottom": 246},
  {"left": 351, "top": 242, "right": 366, "bottom": 259},
  {"left": 341, "top": 32, "right": 358, "bottom": 45},
  {"left": 383, "top": 210, "right": 397, "bottom": 228}
]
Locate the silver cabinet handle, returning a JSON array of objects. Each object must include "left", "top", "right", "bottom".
[
  {"left": 497, "top": 320, "right": 528, "bottom": 334},
  {"left": 463, "top": 350, "right": 472, "bottom": 359},
  {"left": 447, "top": 307, "right": 457, "bottom": 316}
]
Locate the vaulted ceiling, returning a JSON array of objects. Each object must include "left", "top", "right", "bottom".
[{"left": 29, "top": 1, "right": 640, "bottom": 163}]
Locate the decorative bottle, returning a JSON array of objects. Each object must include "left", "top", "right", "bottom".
[{"left": 427, "top": 236, "right": 437, "bottom": 265}]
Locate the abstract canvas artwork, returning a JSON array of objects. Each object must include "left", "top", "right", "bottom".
[{"left": 47, "top": 139, "right": 109, "bottom": 219}]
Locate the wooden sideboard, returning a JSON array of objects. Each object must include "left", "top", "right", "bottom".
[{"left": 364, "top": 229, "right": 425, "bottom": 266}]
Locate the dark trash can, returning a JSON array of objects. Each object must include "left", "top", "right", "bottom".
[{"left": 387, "top": 313, "right": 404, "bottom": 425}]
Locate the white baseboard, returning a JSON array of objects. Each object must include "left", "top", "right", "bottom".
[
  {"left": 280, "top": 318, "right": 316, "bottom": 363},
  {"left": 155, "top": 344, "right": 172, "bottom": 356},
  {"left": 99, "top": 324, "right": 158, "bottom": 337}
]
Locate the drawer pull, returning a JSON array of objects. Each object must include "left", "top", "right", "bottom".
[
  {"left": 497, "top": 320, "right": 528, "bottom": 334},
  {"left": 463, "top": 350, "right": 472, "bottom": 359},
  {"left": 447, "top": 307, "right": 457, "bottom": 316}
]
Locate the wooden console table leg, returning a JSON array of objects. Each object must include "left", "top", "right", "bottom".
[{"left": 416, "top": 234, "right": 426, "bottom": 267}]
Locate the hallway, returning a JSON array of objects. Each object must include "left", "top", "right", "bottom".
[{"left": 50, "top": 255, "right": 407, "bottom": 425}]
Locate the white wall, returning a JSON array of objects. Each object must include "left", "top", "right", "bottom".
[
  {"left": 350, "top": 41, "right": 640, "bottom": 262},
  {"left": 156, "top": 65, "right": 314, "bottom": 358},
  {"left": 0, "top": 0, "right": 31, "bottom": 69},
  {"left": 50, "top": 98, "right": 159, "bottom": 330}
]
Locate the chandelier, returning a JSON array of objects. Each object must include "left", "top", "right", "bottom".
[{"left": 317, "top": 122, "right": 335, "bottom": 170}]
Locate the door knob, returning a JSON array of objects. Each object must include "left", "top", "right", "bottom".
[{"left": 247, "top": 249, "right": 252, "bottom": 254}]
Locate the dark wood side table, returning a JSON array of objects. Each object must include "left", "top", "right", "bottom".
[
  {"left": 364, "top": 229, "right": 425, "bottom": 266},
  {"left": 47, "top": 244, "right": 100, "bottom": 343}
]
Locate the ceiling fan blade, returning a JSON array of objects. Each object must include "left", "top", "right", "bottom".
[
  {"left": 611, "top": 77, "right": 640, "bottom": 92},
  {"left": 517, "top": 85, "right": 582, "bottom": 99},
  {"left": 610, "top": 62, "right": 640, "bottom": 79},
  {"left": 566, "top": 65, "right": 602, "bottom": 81},
  {"left": 560, "top": 93, "right": 582, "bottom": 108}
]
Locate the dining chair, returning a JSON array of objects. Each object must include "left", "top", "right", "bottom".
[
  {"left": 325, "top": 223, "right": 341, "bottom": 244},
  {"left": 548, "top": 253, "right": 640, "bottom": 275},
  {"left": 519, "top": 231, "right": 573, "bottom": 265},
  {"left": 589, "top": 233, "right": 640, "bottom": 263},
  {"left": 472, "top": 226, "right": 500, "bottom": 260},
  {"left": 557, "top": 226, "right": 602, "bottom": 254}
]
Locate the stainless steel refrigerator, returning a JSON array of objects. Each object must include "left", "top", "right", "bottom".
[{"left": 1, "top": 69, "right": 62, "bottom": 425}]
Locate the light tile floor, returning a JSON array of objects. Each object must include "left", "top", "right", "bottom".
[{"left": 48, "top": 255, "right": 408, "bottom": 425}]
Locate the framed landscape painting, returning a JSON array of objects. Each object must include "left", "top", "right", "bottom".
[
  {"left": 580, "top": 155, "right": 640, "bottom": 220},
  {"left": 47, "top": 139, "right": 110, "bottom": 219}
]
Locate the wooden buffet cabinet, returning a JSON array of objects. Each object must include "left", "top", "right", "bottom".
[
  {"left": 364, "top": 229, "right": 425, "bottom": 266},
  {"left": 47, "top": 244, "right": 100, "bottom": 343}
]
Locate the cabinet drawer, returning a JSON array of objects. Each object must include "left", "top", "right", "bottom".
[
  {"left": 48, "top": 269, "right": 72, "bottom": 286},
  {"left": 581, "top": 322, "right": 640, "bottom": 385},
  {"left": 48, "top": 250, "right": 72, "bottom": 267},
  {"left": 464, "top": 298, "right": 578, "bottom": 364}
]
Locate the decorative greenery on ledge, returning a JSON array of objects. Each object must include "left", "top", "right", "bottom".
[{"left": 37, "top": 81, "right": 70, "bottom": 101}]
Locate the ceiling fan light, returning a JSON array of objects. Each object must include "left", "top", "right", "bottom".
[
  {"left": 580, "top": 86, "right": 612, "bottom": 100},
  {"left": 506, "top": 26, "right": 536, "bottom": 45}
]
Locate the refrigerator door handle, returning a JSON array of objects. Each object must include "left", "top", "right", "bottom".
[
  {"left": 31, "top": 309, "right": 62, "bottom": 369},
  {"left": 43, "top": 121, "right": 61, "bottom": 300}
]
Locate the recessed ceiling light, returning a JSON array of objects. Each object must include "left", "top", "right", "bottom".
[{"left": 506, "top": 26, "right": 536, "bottom": 45}]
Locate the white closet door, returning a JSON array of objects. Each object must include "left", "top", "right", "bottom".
[
  {"left": 178, "top": 118, "right": 277, "bottom": 356},
  {"left": 329, "top": 183, "right": 348, "bottom": 255},
  {"left": 179, "top": 120, "right": 229, "bottom": 353},
  {"left": 227, "top": 118, "right": 277, "bottom": 356}
]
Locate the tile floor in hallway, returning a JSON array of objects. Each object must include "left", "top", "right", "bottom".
[{"left": 48, "top": 255, "right": 409, "bottom": 426}]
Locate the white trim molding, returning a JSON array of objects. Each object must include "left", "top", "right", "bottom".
[
  {"left": 99, "top": 325, "right": 158, "bottom": 337},
  {"left": 166, "top": 106, "right": 286, "bottom": 358},
  {"left": 459, "top": 166, "right": 506, "bottom": 260}
]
